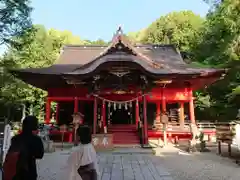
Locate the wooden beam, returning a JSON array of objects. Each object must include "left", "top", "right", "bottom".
[
  {"left": 74, "top": 97, "right": 78, "bottom": 113},
  {"left": 143, "top": 96, "right": 148, "bottom": 144},
  {"left": 179, "top": 102, "right": 185, "bottom": 128},
  {"left": 93, "top": 97, "right": 97, "bottom": 134},
  {"left": 135, "top": 100, "right": 139, "bottom": 129},
  {"left": 189, "top": 89, "right": 196, "bottom": 124}
]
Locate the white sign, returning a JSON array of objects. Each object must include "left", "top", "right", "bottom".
[
  {"left": 102, "top": 137, "right": 108, "bottom": 146},
  {"left": 93, "top": 137, "right": 99, "bottom": 146},
  {"left": 3, "top": 124, "right": 12, "bottom": 162},
  {"left": 235, "top": 124, "right": 240, "bottom": 150}
]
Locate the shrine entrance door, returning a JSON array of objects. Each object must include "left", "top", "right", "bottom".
[{"left": 111, "top": 108, "right": 134, "bottom": 125}]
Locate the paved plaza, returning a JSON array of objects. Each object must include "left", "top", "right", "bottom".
[
  {"left": 37, "top": 149, "right": 173, "bottom": 180},
  {"left": 36, "top": 146, "right": 240, "bottom": 180}
]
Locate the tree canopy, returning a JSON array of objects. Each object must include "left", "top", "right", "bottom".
[
  {"left": 140, "top": 11, "right": 204, "bottom": 51},
  {"left": 0, "top": 25, "right": 107, "bottom": 120},
  {"left": 192, "top": 0, "right": 240, "bottom": 120},
  {"left": 0, "top": 0, "right": 32, "bottom": 45}
]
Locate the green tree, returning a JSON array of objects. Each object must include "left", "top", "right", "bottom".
[
  {"left": 127, "top": 29, "right": 146, "bottom": 44},
  {"left": 90, "top": 39, "right": 108, "bottom": 45},
  {"left": 0, "top": 0, "right": 32, "bottom": 44},
  {"left": 141, "top": 11, "right": 204, "bottom": 51},
  {"left": 192, "top": 0, "right": 240, "bottom": 120},
  {"left": 1, "top": 25, "right": 86, "bottom": 120},
  {"left": 193, "top": 0, "right": 240, "bottom": 65}
]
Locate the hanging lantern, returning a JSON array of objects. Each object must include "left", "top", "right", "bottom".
[
  {"left": 125, "top": 102, "right": 128, "bottom": 110},
  {"left": 114, "top": 102, "right": 116, "bottom": 110},
  {"left": 108, "top": 102, "right": 111, "bottom": 108},
  {"left": 129, "top": 101, "right": 132, "bottom": 108}
]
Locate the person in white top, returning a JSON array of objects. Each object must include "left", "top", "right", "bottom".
[{"left": 67, "top": 125, "right": 99, "bottom": 180}]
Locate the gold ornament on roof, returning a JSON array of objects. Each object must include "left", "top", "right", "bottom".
[
  {"left": 114, "top": 90, "right": 126, "bottom": 94},
  {"left": 154, "top": 80, "right": 172, "bottom": 84}
]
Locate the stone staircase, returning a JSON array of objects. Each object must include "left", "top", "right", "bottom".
[{"left": 108, "top": 124, "right": 139, "bottom": 145}]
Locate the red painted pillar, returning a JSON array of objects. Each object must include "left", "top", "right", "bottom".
[
  {"left": 156, "top": 101, "right": 161, "bottom": 123},
  {"left": 74, "top": 97, "right": 78, "bottom": 113},
  {"left": 189, "top": 90, "right": 196, "bottom": 124},
  {"left": 179, "top": 102, "right": 185, "bottom": 128},
  {"left": 56, "top": 103, "right": 59, "bottom": 124},
  {"left": 135, "top": 100, "right": 139, "bottom": 129},
  {"left": 143, "top": 96, "right": 148, "bottom": 144},
  {"left": 161, "top": 88, "right": 166, "bottom": 113},
  {"left": 45, "top": 98, "right": 51, "bottom": 124},
  {"left": 102, "top": 100, "right": 106, "bottom": 128},
  {"left": 93, "top": 97, "right": 97, "bottom": 134}
]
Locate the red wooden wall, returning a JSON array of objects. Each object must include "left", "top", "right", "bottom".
[{"left": 47, "top": 87, "right": 192, "bottom": 102}]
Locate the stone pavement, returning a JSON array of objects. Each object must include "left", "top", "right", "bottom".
[
  {"left": 37, "top": 151, "right": 69, "bottom": 180},
  {"left": 98, "top": 154, "right": 173, "bottom": 180},
  {"left": 37, "top": 149, "right": 174, "bottom": 180},
  {"left": 2, "top": 146, "right": 240, "bottom": 180},
  {"left": 37, "top": 146, "right": 240, "bottom": 180},
  {"left": 153, "top": 146, "right": 240, "bottom": 180}
]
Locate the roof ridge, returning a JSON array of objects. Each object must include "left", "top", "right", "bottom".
[
  {"left": 62, "top": 44, "right": 176, "bottom": 48},
  {"left": 63, "top": 45, "right": 108, "bottom": 48}
]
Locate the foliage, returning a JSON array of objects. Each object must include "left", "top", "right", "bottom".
[
  {"left": 203, "top": 0, "right": 223, "bottom": 8},
  {"left": 85, "top": 39, "right": 108, "bottom": 45},
  {"left": 0, "top": 25, "right": 87, "bottom": 120},
  {"left": 141, "top": 11, "right": 204, "bottom": 51},
  {"left": 0, "top": 0, "right": 32, "bottom": 45},
  {"left": 192, "top": 0, "right": 240, "bottom": 121},
  {"left": 193, "top": 0, "right": 240, "bottom": 65},
  {"left": 127, "top": 29, "right": 146, "bottom": 44}
]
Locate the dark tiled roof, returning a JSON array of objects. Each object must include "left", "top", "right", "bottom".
[
  {"left": 11, "top": 44, "right": 224, "bottom": 76},
  {"left": 56, "top": 45, "right": 106, "bottom": 65},
  {"left": 12, "top": 64, "right": 80, "bottom": 74},
  {"left": 52, "top": 44, "right": 222, "bottom": 75}
]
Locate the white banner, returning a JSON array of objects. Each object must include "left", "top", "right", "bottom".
[
  {"left": 235, "top": 124, "right": 240, "bottom": 150},
  {"left": 102, "top": 137, "right": 108, "bottom": 146},
  {"left": 93, "top": 137, "right": 99, "bottom": 146},
  {"left": 3, "top": 124, "right": 12, "bottom": 162}
]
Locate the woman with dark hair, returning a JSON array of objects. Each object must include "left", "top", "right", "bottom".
[
  {"left": 66, "top": 125, "right": 99, "bottom": 180},
  {"left": 3, "top": 116, "right": 44, "bottom": 180}
]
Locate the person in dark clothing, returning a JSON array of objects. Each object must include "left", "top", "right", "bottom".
[{"left": 11, "top": 116, "right": 44, "bottom": 180}]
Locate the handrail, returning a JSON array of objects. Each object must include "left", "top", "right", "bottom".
[{"left": 166, "top": 121, "right": 238, "bottom": 130}]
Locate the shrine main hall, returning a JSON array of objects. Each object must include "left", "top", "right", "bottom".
[{"left": 11, "top": 27, "right": 225, "bottom": 145}]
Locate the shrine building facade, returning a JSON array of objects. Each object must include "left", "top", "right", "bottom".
[{"left": 11, "top": 28, "right": 225, "bottom": 145}]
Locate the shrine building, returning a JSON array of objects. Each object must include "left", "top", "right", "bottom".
[{"left": 11, "top": 27, "right": 225, "bottom": 145}]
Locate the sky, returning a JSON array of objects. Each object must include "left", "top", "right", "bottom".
[{"left": 31, "top": 0, "right": 210, "bottom": 41}]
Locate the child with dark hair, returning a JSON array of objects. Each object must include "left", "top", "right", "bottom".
[{"left": 66, "top": 125, "right": 99, "bottom": 180}]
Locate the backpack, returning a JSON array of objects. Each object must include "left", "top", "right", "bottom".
[{"left": 3, "top": 140, "right": 29, "bottom": 180}]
